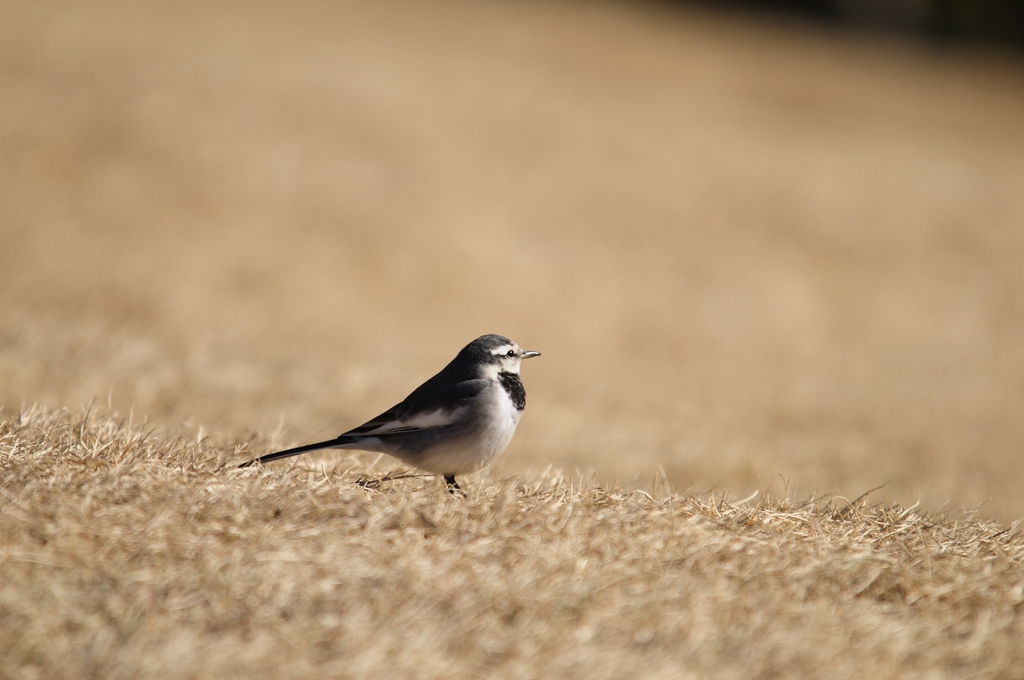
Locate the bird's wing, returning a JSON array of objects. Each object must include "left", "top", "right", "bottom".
[{"left": 341, "top": 379, "right": 489, "bottom": 438}]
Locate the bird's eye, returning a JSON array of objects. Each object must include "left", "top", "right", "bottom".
[{"left": 506, "top": 350, "right": 515, "bottom": 358}]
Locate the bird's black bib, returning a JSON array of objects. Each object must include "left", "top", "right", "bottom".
[{"left": 498, "top": 372, "right": 526, "bottom": 410}]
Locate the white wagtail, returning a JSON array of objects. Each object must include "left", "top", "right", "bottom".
[{"left": 239, "top": 335, "right": 540, "bottom": 490}]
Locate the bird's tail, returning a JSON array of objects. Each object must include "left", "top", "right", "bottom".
[{"left": 238, "top": 438, "right": 347, "bottom": 468}]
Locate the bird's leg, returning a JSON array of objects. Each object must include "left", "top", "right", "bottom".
[{"left": 443, "top": 473, "right": 463, "bottom": 495}]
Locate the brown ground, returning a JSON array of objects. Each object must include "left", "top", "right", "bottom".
[
  {"left": 3, "top": 407, "right": 1023, "bottom": 679},
  {"left": 2, "top": 0, "right": 1024, "bottom": 520}
]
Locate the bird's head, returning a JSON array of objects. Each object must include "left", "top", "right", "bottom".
[{"left": 462, "top": 334, "right": 541, "bottom": 377}]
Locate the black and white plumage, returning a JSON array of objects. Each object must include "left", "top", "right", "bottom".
[{"left": 239, "top": 334, "right": 541, "bottom": 490}]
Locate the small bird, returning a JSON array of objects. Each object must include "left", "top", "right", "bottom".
[{"left": 239, "top": 334, "right": 541, "bottom": 490}]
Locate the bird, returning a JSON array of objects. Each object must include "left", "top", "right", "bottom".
[{"left": 239, "top": 334, "right": 541, "bottom": 491}]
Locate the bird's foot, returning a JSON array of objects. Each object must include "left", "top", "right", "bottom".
[{"left": 443, "top": 473, "right": 466, "bottom": 497}]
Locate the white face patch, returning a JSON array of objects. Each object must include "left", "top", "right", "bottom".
[
  {"left": 487, "top": 346, "right": 520, "bottom": 372},
  {"left": 484, "top": 343, "right": 522, "bottom": 376}
]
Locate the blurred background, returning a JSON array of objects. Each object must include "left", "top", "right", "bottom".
[{"left": 2, "top": 0, "right": 1023, "bottom": 518}]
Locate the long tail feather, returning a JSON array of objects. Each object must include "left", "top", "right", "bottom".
[{"left": 238, "top": 438, "right": 345, "bottom": 468}]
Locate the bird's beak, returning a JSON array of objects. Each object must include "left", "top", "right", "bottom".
[{"left": 521, "top": 350, "right": 541, "bottom": 359}]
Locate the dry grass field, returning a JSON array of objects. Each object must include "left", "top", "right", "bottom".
[
  {"left": 3, "top": 406, "right": 1024, "bottom": 679},
  {"left": 3, "top": 0, "right": 1024, "bottom": 676}
]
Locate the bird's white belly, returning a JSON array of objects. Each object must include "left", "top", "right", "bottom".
[{"left": 418, "top": 383, "right": 522, "bottom": 475}]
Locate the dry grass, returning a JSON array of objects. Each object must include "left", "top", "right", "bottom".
[{"left": 3, "top": 405, "right": 1023, "bottom": 679}]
